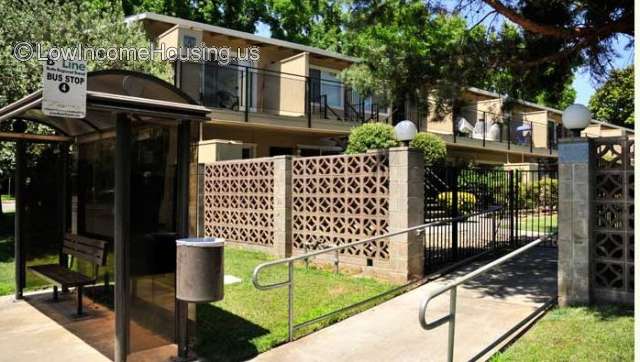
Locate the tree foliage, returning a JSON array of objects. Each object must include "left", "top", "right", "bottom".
[
  {"left": 342, "top": 1, "right": 493, "bottom": 118},
  {"left": 589, "top": 66, "right": 634, "bottom": 126},
  {"left": 0, "top": 0, "right": 171, "bottom": 181},
  {"left": 124, "top": 0, "right": 346, "bottom": 47},
  {"left": 0, "top": 0, "right": 170, "bottom": 108},
  {"left": 478, "top": 0, "right": 633, "bottom": 80}
]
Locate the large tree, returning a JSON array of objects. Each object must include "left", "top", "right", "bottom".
[
  {"left": 589, "top": 65, "right": 634, "bottom": 127},
  {"left": 477, "top": 0, "right": 633, "bottom": 79},
  {"left": 124, "top": 0, "right": 346, "bottom": 47},
  {"left": 340, "top": 0, "right": 580, "bottom": 119}
]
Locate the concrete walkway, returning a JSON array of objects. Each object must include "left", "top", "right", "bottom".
[
  {"left": 254, "top": 247, "right": 557, "bottom": 362},
  {"left": 0, "top": 294, "right": 109, "bottom": 362}
]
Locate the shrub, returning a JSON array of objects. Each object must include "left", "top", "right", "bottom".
[
  {"left": 517, "top": 176, "right": 558, "bottom": 210},
  {"left": 345, "top": 123, "right": 399, "bottom": 154},
  {"left": 437, "top": 192, "right": 477, "bottom": 214},
  {"left": 410, "top": 132, "right": 447, "bottom": 166},
  {"left": 457, "top": 168, "right": 509, "bottom": 208}
]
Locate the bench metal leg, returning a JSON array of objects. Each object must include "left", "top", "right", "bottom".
[
  {"left": 53, "top": 286, "right": 58, "bottom": 302},
  {"left": 76, "top": 286, "right": 83, "bottom": 316}
]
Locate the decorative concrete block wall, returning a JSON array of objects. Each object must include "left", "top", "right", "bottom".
[
  {"left": 202, "top": 158, "right": 278, "bottom": 254},
  {"left": 200, "top": 148, "right": 427, "bottom": 282},
  {"left": 558, "top": 136, "right": 635, "bottom": 306},
  {"left": 291, "top": 151, "right": 392, "bottom": 274}
]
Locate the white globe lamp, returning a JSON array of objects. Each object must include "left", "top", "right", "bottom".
[
  {"left": 394, "top": 120, "right": 418, "bottom": 146},
  {"left": 562, "top": 104, "right": 591, "bottom": 138}
]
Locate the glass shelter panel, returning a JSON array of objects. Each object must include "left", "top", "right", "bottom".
[{"left": 77, "top": 121, "right": 180, "bottom": 357}]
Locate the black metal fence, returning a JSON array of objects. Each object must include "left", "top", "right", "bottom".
[{"left": 423, "top": 166, "right": 558, "bottom": 272}]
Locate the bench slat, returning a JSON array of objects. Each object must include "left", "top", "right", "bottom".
[
  {"left": 63, "top": 234, "right": 107, "bottom": 266},
  {"left": 29, "top": 264, "right": 95, "bottom": 288}
]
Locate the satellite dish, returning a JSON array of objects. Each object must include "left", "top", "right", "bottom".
[{"left": 457, "top": 117, "right": 474, "bottom": 134}]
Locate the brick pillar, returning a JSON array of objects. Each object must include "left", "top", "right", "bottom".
[
  {"left": 388, "top": 147, "right": 425, "bottom": 282},
  {"left": 273, "top": 155, "right": 293, "bottom": 257},
  {"left": 557, "top": 138, "right": 593, "bottom": 306}
]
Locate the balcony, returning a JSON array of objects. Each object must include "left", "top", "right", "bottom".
[
  {"left": 443, "top": 108, "right": 563, "bottom": 156},
  {"left": 177, "top": 61, "right": 389, "bottom": 131},
  {"left": 405, "top": 105, "right": 563, "bottom": 157}
]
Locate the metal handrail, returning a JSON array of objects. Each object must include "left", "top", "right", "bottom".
[
  {"left": 418, "top": 232, "right": 557, "bottom": 362},
  {"left": 252, "top": 206, "right": 502, "bottom": 341}
]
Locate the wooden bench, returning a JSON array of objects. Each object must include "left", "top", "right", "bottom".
[{"left": 28, "top": 234, "right": 108, "bottom": 316}]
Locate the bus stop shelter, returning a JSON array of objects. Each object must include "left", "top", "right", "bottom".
[{"left": 0, "top": 70, "right": 209, "bottom": 362}]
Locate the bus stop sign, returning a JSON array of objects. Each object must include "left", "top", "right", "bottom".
[{"left": 42, "top": 58, "right": 87, "bottom": 118}]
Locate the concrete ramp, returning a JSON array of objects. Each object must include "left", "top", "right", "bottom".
[{"left": 253, "top": 247, "right": 557, "bottom": 362}]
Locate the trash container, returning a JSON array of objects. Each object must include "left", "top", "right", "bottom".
[{"left": 176, "top": 237, "right": 225, "bottom": 303}]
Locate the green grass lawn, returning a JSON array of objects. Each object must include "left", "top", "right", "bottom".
[
  {"left": 492, "top": 305, "right": 633, "bottom": 362},
  {"left": 0, "top": 219, "right": 397, "bottom": 362},
  {"left": 518, "top": 213, "right": 557, "bottom": 233},
  {"left": 196, "top": 247, "right": 397, "bottom": 361},
  {"left": 0, "top": 235, "right": 59, "bottom": 296}
]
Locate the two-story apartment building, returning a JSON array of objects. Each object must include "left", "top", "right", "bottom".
[{"left": 127, "top": 12, "right": 633, "bottom": 165}]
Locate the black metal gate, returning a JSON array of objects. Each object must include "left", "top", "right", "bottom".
[{"left": 423, "top": 165, "right": 558, "bottom": 272}]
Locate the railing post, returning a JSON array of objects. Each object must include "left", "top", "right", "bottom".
[
  {"left": 508, "top": 170, "right": 515, "bottom": 246},
  {"left": 288, "top": 261, "right": 294, "bottom": 341},
  {"left": 244, "top": 66, "right": 250, "bottom": 123},
  {"left": 452, "top": 114, "right": 457, "bottom": 143},
  {"left": 447, "top": 287, "right": 457, "bottom": 362},
  {"left": 306, "top": 78, "right": 312, "bottom": 128},
  {"left": 450, "top": 167, "right": 459, "bottom": 260},
  {"left": 482, "top": 112, "right": 486, "bottom": 147},
  {"left": 323, "top": 95, "right": 328, "bottom": 119},
  {"left": 549, "top": 122, "right": 554, "bottom": 155},
  {"left": 529, "top": 121, "right": 533, "bottom": 152},
  {"left": 507, "top": 117, "right": 511, "bottom": 150}
]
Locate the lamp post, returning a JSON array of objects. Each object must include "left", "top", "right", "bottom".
[
  {"left": 394, "top": 120, "right": 418, "bottom": 146},
  {"left": 561, "top": 104, "right": 591, "bottom": 138}
]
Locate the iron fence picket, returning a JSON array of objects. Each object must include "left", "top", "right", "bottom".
[{"left": 423, "top": 165, "right": 558, "bottom": 272}]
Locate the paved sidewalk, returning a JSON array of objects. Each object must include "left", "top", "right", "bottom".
[
  {"left": 254, "top": 247, "right": 557, "bottom": 362},
  {"left": 0, "top": 294, "right": 109, "bottom": 362}
]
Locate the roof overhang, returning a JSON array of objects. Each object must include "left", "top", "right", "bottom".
[
  {"left": 126, "top": 12, "right": 360, "bottom": 64},
  {"left": 465, "top": 87, "right": 634, "bottom": 134},
  {"left": 0, "top": 70, "right": 210, "bottom": 138}
]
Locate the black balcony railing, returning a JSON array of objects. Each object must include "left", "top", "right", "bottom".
[
  {"left": 177, "top": 61, "right": 390, "bottom": 128},
  {"left": 451, "top": 109, "right": 561, "bottom": 154}
]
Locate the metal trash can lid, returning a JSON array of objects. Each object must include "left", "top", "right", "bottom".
[{"left": 176, "top": 237, "right": 225, "bottom": 247}]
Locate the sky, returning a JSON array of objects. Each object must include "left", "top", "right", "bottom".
[
  {"left": 254, "top": 5, "right": 634, "bottom": 107},
  {"left": 572, "top": 37, "right": 634, "bottom": 105}
]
